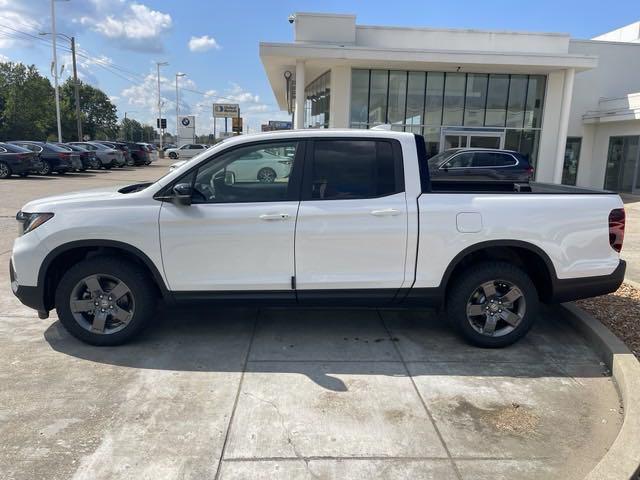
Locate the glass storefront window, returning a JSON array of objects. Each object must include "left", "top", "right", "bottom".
[
  {"left": 464, "top": 74, "right": 488, "bottom": 127},
  {"left": 442, "top": 73, "right": 466, "bottom": 126},
  {"left": 425, "top": 72, "right": 444, "bottom": 126},
  {"left": 423, "top": 127, "right": 441, "bottom": 158},
  {"left": 388, "top": 71, "right": 407, "bottom": 126},
  {"left": 506, "top": 75, "right": 528, "bottom": 128},
  {"left": 350, "top": 69, "right": 369, "bottom": 127},
  {"left": 524, "top": 75, "right": 546, "bottom": 129},
  {"left": 562, "top": 137, "right": 582, "bottom": 185},
  {"left": 368, "top": 70, "right": 388, "bottom": 125},
  {"left": 304, "top": 71, "right": 330, "bottom": 128},
  {"left": 485, "top": 74, "right": 509, "bottom": 127},
  {"left": 405, "top": 72, "right": 426, "bottom": 128}
]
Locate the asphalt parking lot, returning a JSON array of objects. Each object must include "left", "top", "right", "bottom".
[{"left": 0, "top": 161, "right": 625, "bottom": 480}]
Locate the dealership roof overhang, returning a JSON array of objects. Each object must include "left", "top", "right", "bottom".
[{"left": 260, "top": 42, "right": 598, "bottom": 110}]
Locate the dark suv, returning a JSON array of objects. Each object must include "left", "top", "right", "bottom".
[
  {"left": 427, "top": 148, "right": 534, "bottom": 183},
  {"left": 124, "top": 142, "right": 149, "bottom": 166}
]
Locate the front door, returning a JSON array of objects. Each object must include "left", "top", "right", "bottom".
[
  {"left": 159, "top": 140, "right": 302, "bottom": 292},
  {"left": 294, "top": 138, "right": 408, "bottom": 304}
]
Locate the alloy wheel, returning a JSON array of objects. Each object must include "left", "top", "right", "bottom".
[
  {"left": 69, "top": 274, "right": 135, "bottom": 334},
  {"left": 0, "top": 162, "right": 9, "bottom": 179},
  {"left": 465, "top": 279, "right": 526, "bottom": 337},
  {"left": 257, "top": 168, "right": 276, "bottom": 183},
  {"left": 37, "top": 160, "right": 51, "bottom": 175}
]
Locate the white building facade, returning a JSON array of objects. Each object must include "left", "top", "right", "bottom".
[{"left": 260, "top": 14, "right": 640, "bottom": 192}]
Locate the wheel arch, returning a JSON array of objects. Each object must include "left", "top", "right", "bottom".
[
  {"left": 39, "top": 240, "right": 170, "bottom": 311},
  {"left": 440, "top": 240, "right": 558, "bottom": 302}
]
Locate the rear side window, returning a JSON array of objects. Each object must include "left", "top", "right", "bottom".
[
  {"left": 472, "top": 152, "right": 517, "bottom": 167},
  {"left": 309, "top": 139, "right": 401, "bottom": 200}
]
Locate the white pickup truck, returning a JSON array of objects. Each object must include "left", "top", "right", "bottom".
[{"left": 10, "top": 130, "right": 626, "bottom": 347}]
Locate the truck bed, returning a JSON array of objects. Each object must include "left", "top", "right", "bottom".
[{"left": 428, "top": 180, "right": 615, "bottom": 195}]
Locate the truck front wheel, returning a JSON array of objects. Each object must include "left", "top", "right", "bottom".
[
  {"left": 54, "top": 256, "right": 157, "bottom": 346},
  {"left": 446, "top": 261, "right": 539, "bottom": 348}
]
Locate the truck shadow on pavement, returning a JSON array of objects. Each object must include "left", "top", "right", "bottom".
[{"left": 43, "top": 304, "right": 610, "bottom": 392}]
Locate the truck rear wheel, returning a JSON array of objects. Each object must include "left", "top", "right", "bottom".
[
  {"left": 54, "top": 256, "right": 157, "bottom": 346},
  {"left": 446, "top": 261, "right": 538, "bottom": 348}
]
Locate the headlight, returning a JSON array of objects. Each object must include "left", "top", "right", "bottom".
[{"left": 16, "top": 211, "right": 54, "bottom": 235}]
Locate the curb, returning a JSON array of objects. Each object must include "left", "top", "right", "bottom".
[{"left": 560, "top": 303, "right": 640, "bottom": 480}]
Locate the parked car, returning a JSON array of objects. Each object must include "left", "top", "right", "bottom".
[
  {"left": 95, "top": 141, "right": 131, "bottom": 166},
  {"left": 428, "top": 148, "right": 534, "bottom": 182},
  {"left": 161, "top": 143, "right": 176, "bottom": 152},
  {"left": 8, "top": 141, "right": 79, "bottom": 174},
  {"left": 165, "top": 143, "right": 208, "bottom": 159},
  {"left": 0, "top": 142, "right": 38, "bottom": 178},
  {"left": 60, "top": 143, "right": 101, "bottom": 170},
  {"left": 67, "top": 142, "right": 125, "bottom": 169},
  {"left": 123, "top": 142, "right": 149, "bottom": 166},
  {"left": 10, "top": 130, "right": 626, "bottom": 347},
  {"left": 137, "top": 143, "right": 158, "bottom": 163}
]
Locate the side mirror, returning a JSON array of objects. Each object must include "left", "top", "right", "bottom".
[
  {"left": 224, "top": 171, "right": 235, "bottom": 186},
  {"left": 172, "top": 183, "right": 192, "bottom": 206}
]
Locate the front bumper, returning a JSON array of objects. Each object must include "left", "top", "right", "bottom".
[
  {"left": 10, "top": 258, "right": 46, "bottom": 313},
  {"left": 551, "top": 260, "right": 626, "bottom": 303}
]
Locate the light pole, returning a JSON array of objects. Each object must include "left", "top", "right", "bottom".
[
  {"left": 40, "top": 31, "right": 82, "bottom": 141},
  {"left": 175, "top": 72, "right": 186, "bottom": 145},
  {"left": 156, "top": 61, "right": 168, "bottom": 152},
  {"left": 49, "top": 0, "right": 68, "bottom": 142}
]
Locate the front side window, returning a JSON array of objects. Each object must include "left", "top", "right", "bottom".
[
  {"left": 186, "top": 141, "right": 298, "bottom": 204},
  {"left": 444, "top": 152, "right": 473, "bottom": 169},
  {"left": 309, "top": 140, "right": 400, "bottom": 200}
]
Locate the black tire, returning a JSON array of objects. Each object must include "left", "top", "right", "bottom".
[
  {"left": 91, "top": 159, "right": 101, "bottom": 169},
  {"left": 0, "top": 161, "right": 11, "bottom": 179},
  {"left": 169, "top": 152, "right": 178, "bottom": 159},
  {"left": 446, "top": 261, "right": 539, "bottom": 348},
  {"left": 257, "top": 167, "right": 276, "bottom": 183},
  {"left": 55, "top": 256, "right": 157, "bottom": 346},
  {"left": 37, "top": 160, "right": 52, "bottom": 175}
]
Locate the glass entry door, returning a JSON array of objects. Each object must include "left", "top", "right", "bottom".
[
  {"left": 605, "top": 136, "right": 640, "bottom": 193},
  {"left": 441, "top": 129, "right": 504, "bottom": 152}
]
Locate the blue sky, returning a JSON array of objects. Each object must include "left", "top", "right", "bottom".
[{"left": 0, "top": 0, "right": 637, "bottom": 135}]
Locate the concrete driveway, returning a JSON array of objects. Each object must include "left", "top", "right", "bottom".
[
  {"left": 0, "top": 162, "right": 624, "bottom": 480},
  {"left": 621, "top": 194, "right": 640, "bottom": 284}
]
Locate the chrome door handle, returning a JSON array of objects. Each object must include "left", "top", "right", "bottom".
[
  {"left": 370, "top": 208, "right": 401, "bottom": 217},
  {"left": 259, "top": 213, "right": 290, "bottom": 221}
]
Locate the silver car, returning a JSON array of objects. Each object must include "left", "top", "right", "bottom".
[{"left": 68, "top": 142, "right": 125, "bottom": 169}]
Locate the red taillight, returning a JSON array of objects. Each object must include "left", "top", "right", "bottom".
[
  {"left": 58, "top": 152, "right": 69, "bottom": 158},
  {"left": 609, "top": 208, "right": 625, "bottom": 253}
]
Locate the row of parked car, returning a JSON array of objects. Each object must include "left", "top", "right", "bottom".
[{"left": 0, "top": 140, "right": 159, "bottom": 179}]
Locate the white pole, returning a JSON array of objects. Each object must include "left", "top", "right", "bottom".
[
  {"left": 50, "top": 0, "right": 62, "bottom": 142},
  {"left": 157, "top": 63, "right": 162, "bottom": 150},
  {"left": 175, "top": 75, "right": 179, "bottom": 143},
  {"left": 552, "top": 68, "right": 575, "bottom": 184}
]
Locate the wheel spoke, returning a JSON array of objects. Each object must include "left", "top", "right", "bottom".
[
  {"left": 70, "top": 299, "right": 96, "bottom": 313},
  {"left": 84, "top": 275, "right": 103, "bottom": 295},
  {"left": 107, "top": 282, "right": 130, "bottom": 302},
  {"left": 111, "top": 306, "right": 133, "bottom": 325},
  {"left": 501, "top": 287, "right": 523, "bottom": 304},
  {"left": 92, "top": 309, "right": 108, "bottom": 332},
  {"left": 500, "top": 309, "right": 521, "bottom": 327},
  {"left": 483, "top": 315, "right": 498, "bottom": 335},
  {"left": 467, "top": 304, "right": 485, "bottom": 316},
  {"left": 480, "top": 281, "right": 497, "bottom": 298}
]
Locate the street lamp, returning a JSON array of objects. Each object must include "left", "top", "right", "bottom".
[
  {"left": 49, "top": 0, "right": 71, "bottom": 142},
  {"left": 175, "top": 72, "right": 186, "bottom": 144},
  {"left": 156, "top": 61, "right": 168, "bottom": 152},
  {"left": 40, "top": 31, "right": 82, "bottom": 141}
]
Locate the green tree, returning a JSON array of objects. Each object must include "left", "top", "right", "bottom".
[
  {"left": 119, "top": 117, "right": 143, "bottom": 142},
  {"left": 0, "top": 62, "right": 55, "bottom": 140},
  {"left": 60, "top": 79, "right": 118, "bottom": 141}
]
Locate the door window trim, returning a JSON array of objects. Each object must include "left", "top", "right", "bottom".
[
  {"left": 300, "top": 137, "right": 405, "bottom": 201},
  {"left": 156, "top": 138, "right": 307, "bottom": 203}
]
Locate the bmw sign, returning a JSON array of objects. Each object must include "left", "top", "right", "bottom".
[{"left": 181, "top": 117, "right": 190, "bottom": 127}]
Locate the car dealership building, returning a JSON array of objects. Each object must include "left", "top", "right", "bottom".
[{"left": 260, "top": 13, "right": 640, "bottom": 192}]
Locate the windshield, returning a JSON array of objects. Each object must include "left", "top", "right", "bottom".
[
  {"left": 0, "top": 143, "right": 31, "bottom": 153},
  {"left": 44, "top": 143, "right": 72, "bottom": 153},
  {"left": 427, "top": 150, "right": 457, "bottom": 169},
  {"left": 89, "top": 142, "right": 110, "bottom": 150}
]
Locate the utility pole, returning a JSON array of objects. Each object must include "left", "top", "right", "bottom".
[
  {"left": 50, "top": 0, "right": 62, "bottom": 142},
  {"left": 70, "top": 36, "right": 82, "bottom": 141},
  {"left": 156, "top": 61, "right": 168, "bottom": 152},
  {"left": 124, "top": 111, "right": 128, "bottom": 142},
  {"left": 175, "top": 72, "right": 186, "bottom": 146}
]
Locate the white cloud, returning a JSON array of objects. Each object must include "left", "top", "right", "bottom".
[
  {"left": 0, "top": 7, "right": 43, "bottom": 49},
  {"left": 188, "top": 35, "right": 220, "bottom": 52},
  {"left": 78, "top": 2, "right": 172, "bottom": 52},
  {"left": 0, "top": 53, "right": 8, "bottom": 62}
]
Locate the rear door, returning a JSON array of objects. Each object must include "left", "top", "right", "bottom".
[
  {"left": 471, "top": 151, "right": 518, "bottom": 181},
  {"left": 294, "top": 138, "right": 408, "bottom": 304}
]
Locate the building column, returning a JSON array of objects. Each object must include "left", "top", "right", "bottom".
[
  {"left": 329, "top": 65, "right": 351, "bottom": 128},
  {"left": 294, "top": 60, "right": 305, "bottom": 129},
  {"left": 552, "top": 68, "right": 575, "bottom": 184}
]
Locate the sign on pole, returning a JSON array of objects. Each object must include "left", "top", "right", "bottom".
[
  {"left": 232, "top": 117, "right": 243, "bottom": 133},
  {"left": 177, "top": 115, "right": 196, "bottom": 147},
  {"left": 213, "top": 104, "right": 240, "bottom": 118}
]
